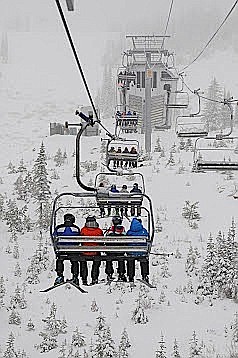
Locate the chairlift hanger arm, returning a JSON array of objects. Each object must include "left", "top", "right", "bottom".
[{"left": 216, "top": 99, "right": 233, "bottom": 139}]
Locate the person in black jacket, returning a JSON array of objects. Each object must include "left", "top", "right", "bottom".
[{"left": 53, "top": 213, "right": 81, "bottom": 285}]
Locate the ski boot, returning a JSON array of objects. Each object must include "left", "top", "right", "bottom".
[
  {"left": 142, "top": 275, "right": 149, "bottom": 283},
  {"left": 72, "top": 275, "right": 79, "bottom": 286},
  {"left": 118, "top": 274, "right": 127, "bottom": 282},
  {"left": 91, "top": 278, "right": 98, "bottom": 285},
  {"left": 54, "top": 276, "right": 64, "bottom": 285}
]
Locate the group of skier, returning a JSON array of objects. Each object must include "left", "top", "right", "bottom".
[
  {"left": 53, "top": 213, "right": 149, "bottom": 287},
  {"left": 97, "top": 182, "right": 142, "bottom": 217},
  {"left": 108, "top": 146, "right": 138, "bottom": 168}
]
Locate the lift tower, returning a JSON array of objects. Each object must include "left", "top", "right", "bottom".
[{"left": 126, "top": 35, "right": 170, "bottom": 153}]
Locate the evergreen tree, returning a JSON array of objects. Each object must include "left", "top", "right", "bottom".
[
  {"left": 189, "top": 331, "right": 203, "bottom": 357},
  {"left": 118, "top": 328, "right": 131, "bottom": 358},
  {"left": 172, "top": 338, "right": 181, "bottom": 357},
  {"left": 0, "top": 276, "right": 6, "bottom": 298},
  {"left": 91, "top": 299, "right": 99, "bottom": 312},
  {"left": 71, "top": 326, "right": 86, "bottom": 348},
  {"left": 7, "top": 161, "right": 16, "bottom": 174},
  {"left": 8, "top": 308, "right": 21, "bottom": 325},
  {"left": 155, "top": 333, "right": 167, "bottom": 358},
  {"left": 166, "top": 151, "right": 176, "bottom": 167},
  {"left": 32, "top": 142, "right": 51, "bottom": 203},
  {"left": 54, "top": 148, "right": 65, "bottom": 167},
  {"left": 17, "top": 158, "right": 27, "bottom": 173},
  {"left": 203, "top": 78, "right": 223, "bottom": 130},
  {"left": 0, "top": 32, "right": 8, "bottom": 64},
  {"left": 131, "top": 300, "right": 148, "bottom": 324},
  {"left": 26, "top": 318, "right": 35, "bottom": 331},
  {"left": 231, "top": 312, "right": 238, "bottom": 344},
  {"left": 3, "top": 332, "right": 17, "bottom": 358},
  {"left": 36, "top": 332, "right": 58, "bottom": 353}
]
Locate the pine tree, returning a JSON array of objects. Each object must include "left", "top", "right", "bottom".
[
  {"left": 71, "top": 326, "right": 86, "bottom": 347},
  {"left": 36, "top": 332, "right": 58, "bottom": 352},
  {"left": 131, "top": 301, "right": 148, "bottom": 324},
  {"left": 155, "top": 333, "right": 167, "bottom": 358},
  {"left": 54, "top": 148, "right": 65, "bottom": 167},
  {"left": 91, "top": 299, "right": 99, "bottom": 312},
  {"left": 189, "top": 331, "right": 203, "bottom": 357},
  {"left": 118, "top": 328, "right": 131, "bottom": 358},
  {"left": 32, "top": 142, "right": 51, "bottom": 205},
  {"left": 8, "top": 308, "right": 21, "bottom": 325},
  {"left": 7, "top": 161, "right": 16, "bottom": 174},
  {"left": 17, "top": 158, "right": 27, "bottom": 173},
  {"left": 14, "top": 175, "right": 27, "bottom": 201},
  {"left": 231, "top": 312, "right": 238, "bottom": 344},
  {"left": 0, "top": 32, "right": 8, "bottom": 64},
  {"left": 203, "top": 78, "right": 223, "bottom": 131},
  {"left": 3, "top": 332, "right": 17, "bottom": 358},
  {"left": 26, "top": 318, "right": 35, "bottom": 331},
  {"left": 172, "top": 338, "right": 181, "bottom": 357},
  {"left": 0, "top": 276, "right": 6, "bottom": 298},
  {"left": 166, "top": 151, "right": 176, "bottom": 167}
]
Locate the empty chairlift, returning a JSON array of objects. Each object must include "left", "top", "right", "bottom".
[
  {"left": 193, "top": 137, "right": 238, "bottom": 171},
  {"left": 176, "top": 115, "right": 208, "bottom": 138},
  {"left": 164, "top": 80, "right": 189, "bottom": 109},
  {"left": 66, "top": 0, "right": 74, "bottom": 11}
]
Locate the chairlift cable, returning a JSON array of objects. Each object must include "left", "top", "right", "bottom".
[
  {"left": 181, "top": 0, "right": 238, "bottom": 72},
  {"left": 54, "top": 0, "right": 99, "bottom": 121},
  {"left": 161, "top": 0, "right": 174, "bottom": 50}
]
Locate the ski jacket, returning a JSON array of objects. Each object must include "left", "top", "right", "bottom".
[
  {"left": 110, "top": 187, "right": 119, "bottom": 193},
  {"left": 54, "top": 223, "right": 80, "bottom": 237},
  {"left": 126, "top": 218, "right": 148, "bottom": 256},
  {"left": 130, "top": 187, "right": 142, "bottom": 194},
  {"left": 80, "top": 226, "right": 103, "bottom": 256}
]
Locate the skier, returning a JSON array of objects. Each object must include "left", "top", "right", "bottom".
[
  {"left": 105, "top": 216, "right": 127, "bottom": 282},
  {"left": 120, "top": 184, "right": 129, "bottom": 216},
  {"left": 80, "top": 216, "right": 103, "bottom": 285},
  {"left": 126, "top": 218, "right": 149, "bottom": 283},
  {"left": 53, "top": 213, "right": 81, "bottom": 285},
  {"left": 97, "top": 182, "right": 108, "bottom": 217},
  {"left": 122, "top": 147, "right": 130, "bottom": 168},
  {"left": 130, "top": 183, "right": 142, "bottom": 216},
  {"left": 108, "top": 184, "right": 119, "bottom": 216}
]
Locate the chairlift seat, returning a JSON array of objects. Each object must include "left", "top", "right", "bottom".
[
  {"left": 195, "top": 160, "right": 238, "bottom": 171},
  {"left": 177, "top": 130, "right": 208, "bottom": 138},
  {"left": 118, "top": 74, "right": 136, "bottom": 81},
  {"left": 107, "top": 152, "right": 139, "bottom": 162},
  {"left": 53, "top": 235, "right": 149, "bottom": 260},
  {"left": 96, "top": 192, "right": 143, "bottom": 206}
]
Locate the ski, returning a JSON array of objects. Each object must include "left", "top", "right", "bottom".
[
  {"left": 69, "top": 281, "right": 88, "bottom": 293},
  {"left": 40, "top": 280, "right": 88, "bottom": 293},
  {"left": 136, "top": 279, "right": 156, "bottom": 288}
]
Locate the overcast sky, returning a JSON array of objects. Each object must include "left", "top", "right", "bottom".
[{"left": 1, "top": 0, "right": 238, "bottom": 103}]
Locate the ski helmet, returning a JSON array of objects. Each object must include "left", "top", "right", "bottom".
[{"left": 64, "top": 213, "right": 75, "bottom": 224}]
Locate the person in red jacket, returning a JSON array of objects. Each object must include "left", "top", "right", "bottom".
[{"left": 80, "top": 216, "right": 103, "bottom": 285}]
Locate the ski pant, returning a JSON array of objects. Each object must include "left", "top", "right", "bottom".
[
  {"left": 56, "top": 258, "right": 79, "bottom": 277},
  {"left": 105, "top": 254, "right": 126, "bottom": 276},
  {"left": 80, "top": 260, "right": 101, "bottom": 281},
  {"left": 127, "top": 257, "right": 149, "bottom": 280}
]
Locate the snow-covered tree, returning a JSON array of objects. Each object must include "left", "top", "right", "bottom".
[
  {"left": 155, "top": 333, "right": 167, "bottom": 358},
  {"left": 71, "top": 326, "right": 86, "bottom": 348},
  {"left": 189, "top": 331, "right": 203, "bottom": 357},
  {"left": 131, "top": 300, "right": 148, "bottom": 324},
  {"left": 8, "top": 308, "right": 21, "bottom": 325},
  {"left": 203, "top": 78, "right": 223, "bottom": 131},
  {"left": 91, "top": 299, "right": 99, "bottom": 312},
  {"left": 54, "top": 148, "right": 65, "bottom": 167},
  {"left": 26, "top": 318, "right": 35, "bottom": 331},
  {"left": 172, "top": 338, "right": 181, "bottom": 357},
  {"left": 35, "top": 332, "right": 58, "bottom": 353},
  {"left": 3, "top": 332, "right": 17, "bottom": 358},
  {"left": 118, "top": 328, "right": 131, "bottom": 358}
]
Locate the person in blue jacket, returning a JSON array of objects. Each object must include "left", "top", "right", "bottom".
[
  {"left": 126, "top": 217, "right": 149, "bottom": 283},
  {"left": 53, "top": 213, "right": 81, "bottom": 286}
]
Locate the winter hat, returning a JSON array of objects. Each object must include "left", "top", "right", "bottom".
[
  {"left": 64, "top": 213, "right": 75, "bottom": 224},
  {"left": 112, "top": 216, "right": 122, "bottom": 226},
  {"left": 86, "top": 216, "right": 96, "bottom": 223}
]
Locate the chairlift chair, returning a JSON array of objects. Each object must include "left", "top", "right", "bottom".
[
  {"left": 175, "top": 115, "right": 209, "bottom": 138},
  {"left": 106, "top": 138, "right": 140, "bottom": 171},
  {"left": 50, "top": 192, "right": 154, "bottom": 263},
  {"left": 193, "top": 137, "right": 238, "bottom": 172},
  {"left": 166, "top": 91, "right": 189, "bottom": 109}
]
